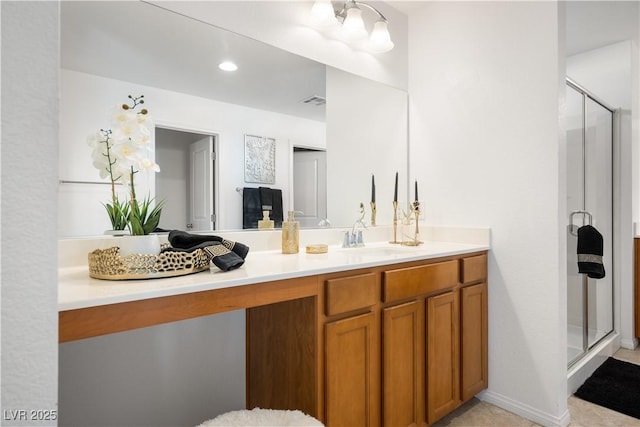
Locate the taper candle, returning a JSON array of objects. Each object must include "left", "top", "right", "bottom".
[
  {"left": 414, "top": 180, "right": 418, "bottom": 201},
  {"left": 394, "top": 172, "right": 398, "bottom": 202},
  {"left": 371, "top": 174, "right": 375, "bottom": 203}
]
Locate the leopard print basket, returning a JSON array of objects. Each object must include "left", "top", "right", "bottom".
[{"left": 88, "top": 245, "right": 211, "bottom": 280}]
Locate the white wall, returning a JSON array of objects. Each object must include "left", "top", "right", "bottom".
[
  {"left": 326, "top": 67, "right": 408, "bottom": 228},
  {"left": 408, "top": 2, "right": 569, "bottom": 425},
  {"left": 151, "top": 0, "right": 408, "bottom": 91},
  {"left": 58, "top": 69, "right": 325, "bottom": 235},
  {"left": 567, "top": 41, "right": 633, "bottom": 110},
  {"left": 1, "top": 1, "right": 59, "bottom": 425}
]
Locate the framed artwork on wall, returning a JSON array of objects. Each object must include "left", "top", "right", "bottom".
[{"left": 244, "top": 134, "right": 276, "bottom": 184}]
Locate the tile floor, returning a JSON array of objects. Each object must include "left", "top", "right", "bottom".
[{"left": 432, "top": 348, "right": 640, "bottom": 427}]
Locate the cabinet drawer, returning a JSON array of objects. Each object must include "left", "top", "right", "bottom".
[
  {"left": 383, "top": 260, "right": 458, "bottom": 303},
  {"left": 461, "top": 254, "right": 487, "bottom": 284},
  {"left": 325, "top": 273, "right": 377, "bottom": 316}
]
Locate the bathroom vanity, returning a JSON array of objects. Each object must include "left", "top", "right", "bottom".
[{"left": 59, "top": 230, "right": 488, "bottom": 426}]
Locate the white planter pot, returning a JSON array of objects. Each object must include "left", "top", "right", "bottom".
[
  {"left": 117, "top": 234, "right": 161, "bottom": 258},
  {"left": 104, "top": 229, "right": 130, "bottom": 237}
]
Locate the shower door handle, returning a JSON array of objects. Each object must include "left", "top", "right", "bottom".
[{"left": 569, "top": 210, "right": 592, "bottom": 236}]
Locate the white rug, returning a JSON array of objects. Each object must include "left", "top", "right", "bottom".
[{"left": 198, "top": 407, "right": 324, "bottom": 427}]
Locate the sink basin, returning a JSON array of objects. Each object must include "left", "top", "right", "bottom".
[{"left": 339, "top": 245, "right": 414, "bottom": 257}]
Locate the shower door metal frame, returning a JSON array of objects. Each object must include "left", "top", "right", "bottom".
[{"left": 566, "top": 77, "right": 616, "bottom": 368}]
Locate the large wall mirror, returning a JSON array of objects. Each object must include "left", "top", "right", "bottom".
[{"left": 58, "top": 1, "right": 408, "bottom": 237}]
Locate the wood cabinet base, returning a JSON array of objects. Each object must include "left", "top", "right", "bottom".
[{"left": 246, "top": 254, "right": 488, "bottom": 426}]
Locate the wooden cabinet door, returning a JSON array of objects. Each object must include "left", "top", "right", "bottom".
[
  {"left": 247, "top": 298, "right": 317, "bottom": 415},
  {"left": 383, "top": 300, "right": 426, "bottom": 427},
  {"left": 460, "top": 282, "right": 488, "bottom": 401},
  {"left": 325, "top": 312, "right": 379, "bottom": 427},
  {"left": 635, "top": 238, "right": 640, "bottom": 338},
  {"left": 426, "top": 291, "right": 459, "bottom": 424}
]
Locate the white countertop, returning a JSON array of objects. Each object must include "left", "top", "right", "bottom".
[{"left": 59, "top": 239, "right": 489, "bottom": 311}]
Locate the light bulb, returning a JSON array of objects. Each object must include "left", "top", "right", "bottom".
[
  {"left": 311, "top": 0, "right": 338, "bottom": 28},
  {"left": 341, "top": 6, "right": 367, "bottom": 41},
  {"left": 218, "top": 61, "right": 238, "bottom": 72},
  {"left": 368, "top": 20, "right": 394, "bottom": 53}
]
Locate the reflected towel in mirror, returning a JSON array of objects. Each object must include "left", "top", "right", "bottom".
[
  {"left": 243, "top": 187, "right": 283, "bottom": 228},
  {"left": 243, "top": 187, "right": 262, "bottom": 229}
]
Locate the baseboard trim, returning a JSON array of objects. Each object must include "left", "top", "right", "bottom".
[
  {"left": 478, "top": 390, "right": 570, "bottom": 427},
  {"left": 620, "top": 337, "right": 637, "bottom": 350}
]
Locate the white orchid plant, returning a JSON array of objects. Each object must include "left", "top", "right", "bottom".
[{"left": 88, "top": 95, "right": 163, "bottom": 235}]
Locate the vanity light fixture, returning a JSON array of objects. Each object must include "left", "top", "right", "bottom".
[
  {"left": 218, "top": 61, "right": 238, "bottom": 72},
  {"left": 310, "top": 0, "right": 394, "bottom": 53}
]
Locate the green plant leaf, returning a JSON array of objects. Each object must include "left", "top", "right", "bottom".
[
  {"left": 129, "top": 195, "right": 164, "bottom": 235},
  {"left": 103, "top": 197, "right": 130, "bottom": 230}
]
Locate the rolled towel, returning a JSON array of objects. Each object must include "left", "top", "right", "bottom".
[
  {"left": 168, "top": 230, "right": 250, "bottom": 259},
  {"left": 577, "top": 225, "right": 605, "bottom": 279},
  {"left": 162, "top": 242, "right": 244, "bottom": 272}
]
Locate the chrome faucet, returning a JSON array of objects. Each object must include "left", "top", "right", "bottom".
[
  {"left": 318, "top": 218, "right": 331, "bottom": 228},
  {"left": 342, "top": 203, "right": 367, "bottom": 248}
]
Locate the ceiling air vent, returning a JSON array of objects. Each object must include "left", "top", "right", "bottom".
[{"left": 300, "top": 95, "right": 326, "bottom": 106}]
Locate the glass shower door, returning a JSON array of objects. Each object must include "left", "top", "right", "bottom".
[
  {"left": 584, "top": 96, "right": 613, "bottom": 348},
  {"left": 566, "top": 79, "right": 614, "bottom": 367},
  {"left": 566, "top": 85, "right": 585, "bottom": 365}
]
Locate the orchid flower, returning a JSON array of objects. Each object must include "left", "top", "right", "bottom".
[{"left": 87, "top": 95, "right": 162, "bottom": 234}]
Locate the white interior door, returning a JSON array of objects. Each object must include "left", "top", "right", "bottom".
[
  {"left": 189, "top": 136, "right": 214, "bottom": 231},
  {"left": 293, "top": 150, "right": 327, "bottom": 228}
]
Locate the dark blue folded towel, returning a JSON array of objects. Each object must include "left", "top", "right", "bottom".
[{"left": 168, "top": 230, "right": 250, "bottom": 259}]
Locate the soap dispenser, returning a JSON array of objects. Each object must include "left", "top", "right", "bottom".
[
  {"left": 258, "top": 210, "right": 274, "bottom": 230},
  {"left": 282, "top": 210, "right": 302, "bottom": 254}
]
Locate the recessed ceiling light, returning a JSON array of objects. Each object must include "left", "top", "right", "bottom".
[{"left": 218, "top": 61, "right": 238, "bottom": 72}]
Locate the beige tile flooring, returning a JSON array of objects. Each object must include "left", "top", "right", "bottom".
[{"left": 432, "top": 348, "right": 640, "bottom": 427}]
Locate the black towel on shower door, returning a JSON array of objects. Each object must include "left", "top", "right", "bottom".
[
  {"left": 242, "top": 187, "right": 261, "bottom": 229},
  {"left": 577, "top": 224, "right": 605, "bottom": 279}
]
